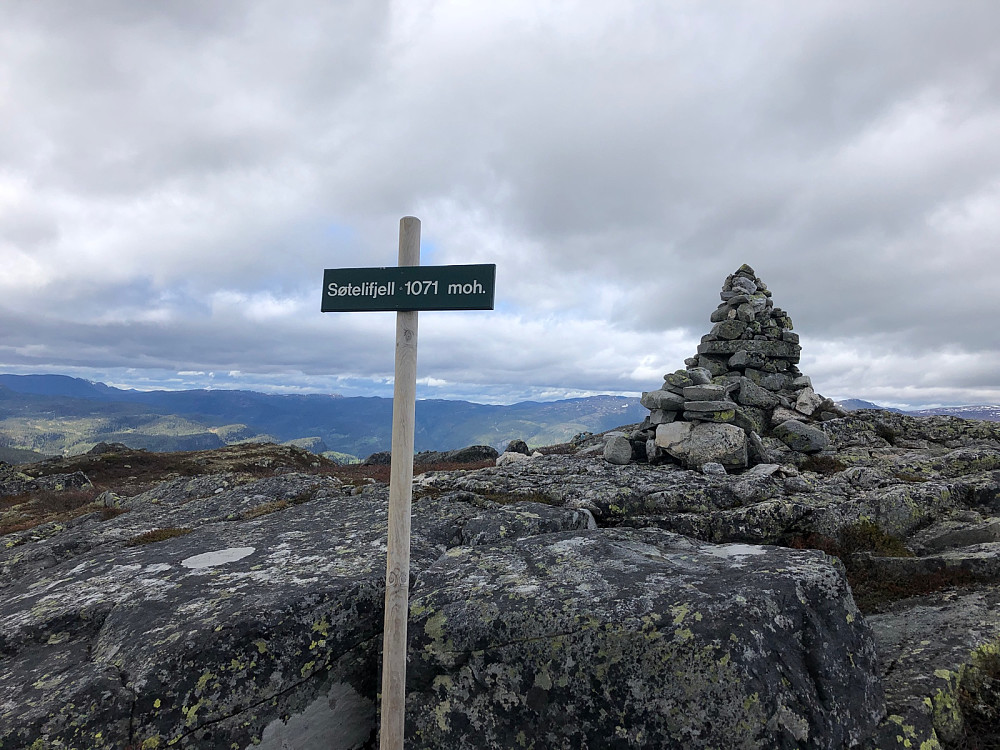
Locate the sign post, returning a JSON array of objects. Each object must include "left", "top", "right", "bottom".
[{"left": 321, "top": 217, "right": 495, "bottom": 750}]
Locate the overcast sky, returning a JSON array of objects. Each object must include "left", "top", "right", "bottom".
[{"left": 2, "top": 1, "right": 999, "bottom": 408}]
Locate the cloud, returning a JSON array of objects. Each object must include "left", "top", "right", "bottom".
[{"left": 1, "top": 0, "right": 999, "bottom": 408}]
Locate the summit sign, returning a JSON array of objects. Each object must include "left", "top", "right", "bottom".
[{"left": 321, "top": 263, "right": 495, "bottom": 312}]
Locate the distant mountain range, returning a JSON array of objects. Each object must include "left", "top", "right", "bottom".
[
  {"left": 837, "top": 398, "right": 1000, "bottom": 422},
  {"left": 2, "top": 374, "right": 996, "bottom": 465},
  {"left": 0, "top": 374, "right": 647, "bottom": 463}
]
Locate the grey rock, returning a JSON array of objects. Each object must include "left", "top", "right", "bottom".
[
  {"left": 736, "top": 377, "right": 781, "bottom": 409},
  {"left": 697, "top": 355, "right": 730, "bottom": 377},
  {"left": 687, "top": 422, "right": 748, "bottom": 470},
  {"left": 683, "top": 412, "right": 733, "bottom": 425},
  {"left": 415, "top": 445, "right": 500, "bottom": 465},
  {"left": 773, "top": 420, "right": 830, "bottom": 453},
  {"left": 794, "top": 387, "right": 824, "bottom": 417},
  {"left": 98, "top": 490, "right": 126, "bottom": 509},
  {"left": 11, "top": 408, "right": 1000, "bottom": 748},
  {"left": 664, "top": 370, "right": 695, "bottom": 389},
  {"left": 87, "top": 441, "right": 133, "bottom": 456},
  {"left": 641, "top": 389, "right": 686, "bottom": 411},
  {"left": 683, "top": 400, "right": 739, "bottom": 424},
  {"left": 687, "top": 366, "right": 714, "bottom": 385},
  {"left": 649, "top": 409, "right": 677, "bottom": 425},
  {"left": 495, "top": 451, "right": 531, "bottom": 467},
  {"left": 0, "top": 473, "right": 597, "bottom": 750},
  {"left": 760, "top": 372, "right": 795, "bottom": 391},
  {"left": 603, "top": 436, "right": 634, "bottom": 465},
  {"left": 748, "top": 431, "right": 773, "bottom": 464},
  {"left": 683, "top": 384, "right": 727, "bottom": 401},
  {"left": 771, "top": 406, "right": 806, "bottom": 426},
  {"left": 710, "top": 306, "right": 732, "bottom": 323},
  {"left": 0, "top": 469, "right": 92, "bottom": 499},
  {"left": 363, "top": 450, "right": 392, "bottom": 465},
  {"left": 655, "top": 421, "right": 694, "bottom": 460},
  {"left": 867, "top": 586, "right": 1000, "bottom": 747},
  {"left": 505, "top": 439, "right": 530, "bottom": 455},
  {"left": 405, "top": 528, "right": 882, "bottom": 750},
  {"left": 702, "top": 462, "right": 727, "bottom": 476},
  {"left": 645, "top": 438, "right": 664, "bottom": 464},
  {"left": 710, "top": 319, "right": 748, "bottom": 340},
  {"left": 730, "top": 405, "right": 766, "bottom": 434},
  {"left": 684, "top": 400, "right": 737, "bottom": 413},
  {"left": 698, "top": 339, "right": 801, "bottom": 361},
  {"left": 921, "top": 519, "right": 1000, "bottom": 552},
  {"left": 729, "top": 349, "right": 767, "bottom": 370},
  {"left": 731, "top": 275, "right": 757, "bottom": 295}
]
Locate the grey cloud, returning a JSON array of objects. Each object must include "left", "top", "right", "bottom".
[{"left": 1, "top": 0, "right": 999, "bottom": 407}]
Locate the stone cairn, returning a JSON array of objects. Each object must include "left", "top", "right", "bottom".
[{"left": 606, "top": 264, "right": 845, "bottom": 472}]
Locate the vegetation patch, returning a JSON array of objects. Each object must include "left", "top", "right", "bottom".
[
  {"left": 873, "top": 421, "right": 899, "bottom": 446},
  {"left": 0, "top": 487, "right": 100, "bottom": 537},
  {"left": 840, "top": 519, "right": 914, "bottom": 558},
  {"left": 848, "top": 566, "right": 976, "bottom": 614},
  {"left": 241, "top": 500, "right": 289, "bottom": 519},
  {"left": 799, "top": 454, "right": 847, "bottom": 475},
  {"left": 893, "top": 470, "right": 931, "bottom": 483},
  {"left": 320, "top": 459, "right": 496, "bottom": 487},
  {"left": 534, "top": 443, "right": 578, "bottom": 455},
  {"left": 952, "top": 645, "right": 1000, "bottom": 750},
  {"left": 784, "top": 520, "right": 979, "bottom": 613},
  {"left": 99, "top": 506, "right": 129, "bottom": 521},
  {"left": 126, "top": 527, "right": 193, "bottom": 546},
  {"left": 476, "top": 489, "right": 561, "bottom": 507}
]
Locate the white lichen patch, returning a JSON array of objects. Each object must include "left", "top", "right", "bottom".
[
  {"left": 705, "top": 544, "right": 767, "bottom": 561},
  {"left": 181, "top": 547, "right": 256, "bottom": 570},
  {"left": 547, "top": 537, "right": 594, "bottom": 554}
]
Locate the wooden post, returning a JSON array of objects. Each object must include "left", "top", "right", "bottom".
[{"left": 379, "top": 216, "right": 420, "bottom": 750}]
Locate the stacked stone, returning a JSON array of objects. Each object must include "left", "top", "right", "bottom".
[{"left": 623, "top": 264, "right": 844, "bottom": 471}]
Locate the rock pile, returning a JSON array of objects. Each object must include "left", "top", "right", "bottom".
[{"left": 620, "top": 264, "right": 845, "bottom": 471}]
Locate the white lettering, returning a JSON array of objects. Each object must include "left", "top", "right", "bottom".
[{"left": 447, "top": 279, "right": 485, "bottom": 295}]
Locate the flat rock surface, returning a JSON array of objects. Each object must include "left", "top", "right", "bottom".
[{"left": 406, "top": 528, "right": 883, "bottom": 749}]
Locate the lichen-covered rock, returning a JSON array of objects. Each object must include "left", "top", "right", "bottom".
[
  {"left": 7, "top": 408, "right": 1000, "bottom": 748},
  {"left": 773, "top": 419, "right": 830, "bottom": 453},
  {"left": 866, "top": 585, "right": 1000, "bottom": 748},
  {"left": 640, "top": 389, "right": 686, "bottom": 411},
  {"left": 603, "top": 435, "right": 633, "bottom": 465},
  {"left": 404, "top": 528, "right": 883, "bottom": 749},
  {"left": 0, "top": 467, "right": 92, "bottom": 498},
  {"left": 687, "top": 422, "right": 748, "bottom": 470},
  {"left": 0, "top": 474, "right": 594, "bottom": 749},
  {"left": 414, "top": 445, "right": 499, "bottom": 465}
]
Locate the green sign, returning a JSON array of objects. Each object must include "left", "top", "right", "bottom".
[{"left": 321, "top": 263, "right": 496, "bottom": 312}]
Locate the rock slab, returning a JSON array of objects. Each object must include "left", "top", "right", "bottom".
[{"left": 405, "top": 528, "right": 884, "bottom": 749}]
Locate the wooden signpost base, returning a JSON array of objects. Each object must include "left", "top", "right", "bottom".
[{"left": 379, "top": 216, "right": 420, "bottom": 750}]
